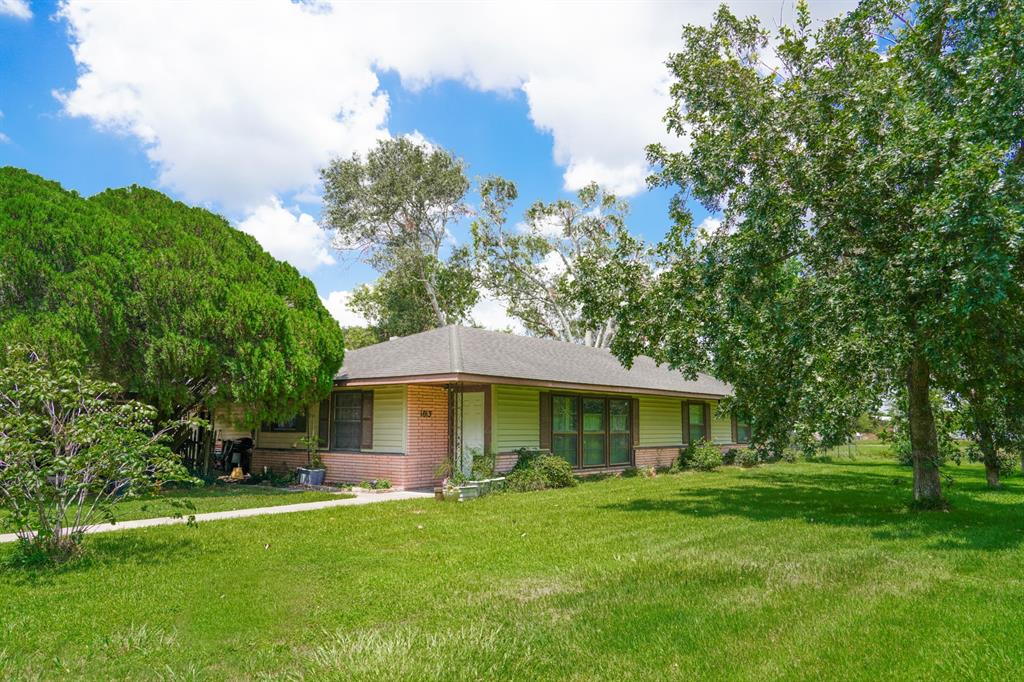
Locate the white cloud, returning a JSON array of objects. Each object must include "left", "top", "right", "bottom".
[
  {"left": 237, "top": 197, "right": 335, "bottom": 271},
  {"left": 471, "top": 293, "right": 523, "bottom": 333},
  {"left": 0, "top": 132, "right": 9, "bottom": 144},
  {"left": 56, "top": 0, "right": 388, "bottom": 212},
  {"left": 320, "top": 290, "right": 367, "bottom": 328},
  {"left": 0, "top": 0, "right": 32, "bottom": 20},
  {"left": 57, "top": 0, "right": 856, "bottom": 212}
]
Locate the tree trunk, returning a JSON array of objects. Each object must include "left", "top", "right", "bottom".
[
  {"left": 906, "top": 353, "right": 943, "bottom": 503},
  {"left": 975, "top": 412, "right": 1001, "bottom": 489},
  {"left": 420, "top": 264, "right": 447, "bottom": 327}
]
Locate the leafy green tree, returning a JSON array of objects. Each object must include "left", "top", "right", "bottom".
[
  {"left": 0, "top": 168, "right": 345, "bottom": 429},
  {"left": 473, "top": 179, "right": 645, "bottom": 348},
  {"left": 320, "top": 138, "right": 477, "bottom": 327},
  {"left": 0, "top": 351, "right": 197, "bottom": 563},
  {"left": 341, "top": 326, "right": 380, "bottom": 350},
  {"left": 349, "top": 247, "right": 477, "bottom": 339},
  {"left": 603, "top": 0, "right": 1024, "bottom": 503}
]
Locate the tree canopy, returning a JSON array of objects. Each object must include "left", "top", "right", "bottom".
[
  {"left": 320, "top": 138, "right": 477, "bottom": 328},
  {"left": 601, "top": 0, "right": 1024, "bottom": 502},
  {"left": 473, "top": 179, "right": 645, "bottom": 348},
  {"left": 0, "top": 167, "right": 345, "bottom": 426},
  {"left": 350, "top": 247, "right": 477, "bottom": 339}
]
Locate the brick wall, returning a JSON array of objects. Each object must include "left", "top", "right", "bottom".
[
  {"left": 634, "top": 447, "right": 681, "bottom": 468},
  {"left": 403, "top": 384, "right": 449, "bottom": 489}
]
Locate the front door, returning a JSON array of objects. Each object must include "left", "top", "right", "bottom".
[{"left": 459, "top": 391, "right": 485, "bottom": 476}]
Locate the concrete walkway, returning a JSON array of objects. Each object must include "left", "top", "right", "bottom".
[{"left": 0, "top": 489, "right": 433, "bottom": 544}]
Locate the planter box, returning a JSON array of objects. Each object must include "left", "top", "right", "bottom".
[
  {"left": 434, "top": 477, "right": 506, "bottom": 502},
  {"left": 296, "top": 467, "right": 326, "bottom": 486}
]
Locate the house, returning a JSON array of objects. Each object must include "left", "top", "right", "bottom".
[{"left": 214, "top": 326, "right": 749, "bottom": 489}]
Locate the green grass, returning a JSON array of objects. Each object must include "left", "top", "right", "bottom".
[
  {"left": 2, "top": 456, "right": 1022, "bottom": 680},
  {"left": 108, "top": 485, "right": 348, "bottom": 521},
  {"left": 0, "top": 485, "right": 347, "bottom": 526}
]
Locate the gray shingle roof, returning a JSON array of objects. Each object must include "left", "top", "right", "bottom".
[{"left": 337, "top": 326, "right": 731, "bottom": 398}]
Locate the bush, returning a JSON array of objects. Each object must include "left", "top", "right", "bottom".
[
  {"left": 506, "top": 450, "right": 577, "bottom": 492},
  {"left": 735, "top": 448, "right": 759, "bottom": 468},
  {"left": 471, "top": 451, "right": 497, "bottom": 479},
  {"left": 506, "top": 466, "right": 548, "bottom": 492},
  {"left": 0, "top": 351, "right": 198, "bottom": 564},
  {"left": 684, "top": 440, "right": 722, "bottom": 471}
]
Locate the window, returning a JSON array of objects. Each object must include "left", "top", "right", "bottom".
[
  {"left": 687, "top": 402, "right": 707, "bottom": 443},
  {"left": 317, "top": 398, "right": 330, "bottom": 448},
  {"left": 262, "top": 411, "right": 307, "bottom": 433},
  {"left": 332, "top": 392, "right": 362, "bottom": 451},
  {"left": 550, "top": 395, "right": 632, "bottom": 468},
  {"left": 609, "top": 399, "right": 631, "bottom": 464},
  {"left": 552, "top": 395, "right": 579, "bottom": 466},
  {"left": 734, "top": 418, "right": 751, "bottom": 444}
]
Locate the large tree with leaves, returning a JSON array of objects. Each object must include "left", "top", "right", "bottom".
[
  {"left": 603, "top": 0, "right": 1024, "bottom": 503},
  {"left": 473, "top": 179, "right": 645, "bottom": 348},
  {"left": 320, "top": 138, "right": 478, "bottom": 329},
  {"left": 0, "top": 168, "right": 345, "bottom": 429},
  {"left": 350, "top": 247, "right": 477, "bottom": 340}
]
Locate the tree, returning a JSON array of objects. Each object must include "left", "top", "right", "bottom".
[
  {"left": 349, "top": 247, "right": 478, "bottom": 339},
  {"left": 603, "top": 0, "right": 1024, "bottom": 503},
  {"left": 0, "top": 168, "right": 345, "bottom": 430},
  {"left": 0, "top": 351, "right": 196, "bottom": 563},
  {"left": 473, "top": 179, "right": 645, "bottom": 348},
  {"left": 341, "top": 326, "right": 380, "bottom": 350},
  {"left": 320, "top": 138, "right": 477, "bottom": 328}
]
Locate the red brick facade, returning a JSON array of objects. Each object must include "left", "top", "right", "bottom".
[
  {"left": 634, "top": 447, "right": 681, "bottom": 469},
  {"left": 250, "top": 384, "right": 450, "bottom": 490}
]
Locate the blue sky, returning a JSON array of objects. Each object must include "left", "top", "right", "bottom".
[{"left": 0, "top": 0, "right": 851, "bottom": 328}]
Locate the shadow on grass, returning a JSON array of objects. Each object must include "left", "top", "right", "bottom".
[
  {"left": 1, "top": 531, "right": 203, "bottom": 584},
  {"left": 602, "top": 461, "right": 1024, "bottom": 553}
]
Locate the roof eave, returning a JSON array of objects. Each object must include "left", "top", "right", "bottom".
[{"left": 335, "top": 371, "right": 730, "bottom": 399}]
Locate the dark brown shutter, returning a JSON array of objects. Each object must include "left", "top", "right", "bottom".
[
  {"left": 681, "top": 400, "right": 689, "bottom": 445},
  {"left": 630, "top": 397, "right": 640, "bottom": 446},
  {"left": 318, "top": 397, "right": 331, "bottom": 448},
  {"left": 539, "top": 392, "right": 552, "bottom": 451},
  {"left": 704, "top": 403, "right": 712, "bottom": 443},
  {"left": 360, "top": 390, "right": 374, "bottom": 450},
  {"left": 730, "top": 414, "right": 737, "bottom": 444}
]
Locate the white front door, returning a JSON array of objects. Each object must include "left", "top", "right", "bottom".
[{"left": 459, "top": 391, "right": 485, "bottom": 476}]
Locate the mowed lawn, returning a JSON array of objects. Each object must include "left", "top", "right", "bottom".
[
  {"left": 0, "top": 485, "right": 345, "bottom": 527},
  {"left": 2, "top": 456, "right": 1023, "bottom": 680}
]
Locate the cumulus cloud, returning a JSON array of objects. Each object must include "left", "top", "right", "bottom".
[
  {"left": 56, "top": 0, "right": 388, "bottom": 212},
  {"left": 0, "top": 0, "right": 31, "bottom": 20},
  {"left": 320, "top": 290, "right": 368, "bottom": 328},
  {"left": 56, "top": 0, "right": 856, "bottom": 214},
  {"left": 237, "top": 197, "right": 335, "bottom": 271},
  {"left": 471, "top": 293, "right": 523, "bottom": 333}
]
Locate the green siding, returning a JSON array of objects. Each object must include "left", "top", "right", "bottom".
[
  {"left": 371, "top": 385, "right": 406, "bottom": 453},
  {"left": 286, "top": 385, "right": 407, "bottom": 454},
  {"left": 493, "top": 385, "right": 540, "bottom": 452},
  {"left": 710, "top": 401, "right": 732, "bottom": 444},
  {"left": 638, "top": 395, "right": 682, "bottom": 446}
]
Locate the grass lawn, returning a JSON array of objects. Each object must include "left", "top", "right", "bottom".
[
  {"left": 0, "top": 485, "right": 347, "bottom": 527},
  {"left": 2, "top": 456, "right": 1022, "bottom": 680},
  {"left": 107, "top": 485, "right": 348, "bottom": 522}
]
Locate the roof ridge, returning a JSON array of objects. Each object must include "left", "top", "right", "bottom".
[{"left": 448, "top": 325, "right": 463, "bottom": 373}]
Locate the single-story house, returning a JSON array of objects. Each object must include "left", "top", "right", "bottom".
[{"left": 213, "top": 325, "right": 749, "bottom": 489}]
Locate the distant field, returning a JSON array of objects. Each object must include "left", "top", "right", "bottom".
[{"left": 2, "top": 455, "right": 1022, "bottom": 680}]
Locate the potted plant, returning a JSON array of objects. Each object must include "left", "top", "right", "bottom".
[{"left": 295, "top": 435, "right": 326, "bottom": 486}]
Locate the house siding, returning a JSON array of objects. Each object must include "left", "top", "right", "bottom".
[
  {"left": 212, "top": 404, "right": 253, "bottom": 442},
  {"left": 637, "top": 395, "right": 683, "bottom": 447},
  {"left": 492, "top": 385, "right": 540, "bottom": 453},
  {"left": 710, "top": 403, "right": 732, "bottom": 445}
]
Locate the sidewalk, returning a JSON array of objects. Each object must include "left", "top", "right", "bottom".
[{"left": 0, "top": 489, "right": 433, "bottom": 544}]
